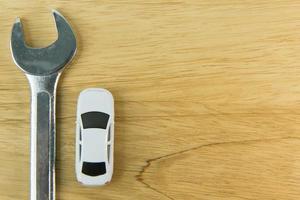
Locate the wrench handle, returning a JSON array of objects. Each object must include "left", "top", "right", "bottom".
[{"left": 27, "top": 73, "right": 61, "bottom": 200}]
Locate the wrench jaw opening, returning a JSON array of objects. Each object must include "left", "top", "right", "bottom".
[
  {"left": 10, "top": 9, "right": 77, "bottom": 76},
  {"left": 10, "top": 10, "right": 77, "bottom": 200}
]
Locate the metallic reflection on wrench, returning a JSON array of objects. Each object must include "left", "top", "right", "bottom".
[{"left": 10, "top": 10, "right": 77, "bottom": 200}]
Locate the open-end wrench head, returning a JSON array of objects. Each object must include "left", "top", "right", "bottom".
[{"left": 10, "top": 10, "right": 77, "bottom": 76}]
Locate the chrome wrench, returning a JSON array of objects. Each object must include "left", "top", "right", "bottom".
[{"left": 10, "top": 10, "right": 77, "bottom": 200}]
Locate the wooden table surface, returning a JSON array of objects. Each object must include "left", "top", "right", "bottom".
[{"left": 1, "top": 1, "right": 300, "bottom": 199}]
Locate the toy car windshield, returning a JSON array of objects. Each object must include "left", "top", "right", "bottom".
[
  {"left": 82, "top": 162, "right": 106, "bottom": 176},
  {"left": 81, "top": 111, "right": 110, "bottom": 129}
]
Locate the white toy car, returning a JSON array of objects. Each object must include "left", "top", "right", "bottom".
[{"left": 75, "top": 88, "right": 114, "bottom": 186}]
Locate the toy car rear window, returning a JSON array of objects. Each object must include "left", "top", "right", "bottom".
[
  {"left": 82, "top": 162, "right": 106, "bottom": 176},
  {"left": 81, "top": 111, "right": 110, "bottom": 129}
]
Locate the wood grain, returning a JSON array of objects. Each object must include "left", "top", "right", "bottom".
[{"left": 1, "top": 0, "right": 300, "bottom": 199}]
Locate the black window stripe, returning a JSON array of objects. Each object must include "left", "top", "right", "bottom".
[
  {"left": 79, "top": 127, "right": 82, "bottom": 141},
  {"left": 79, "top": 144, "right": 82, "bottom": 161},
  {"left": 107, "top": 145, "right": 111, "bottom": 163},
  {"left": 107, "top": 124, "right": 111, "bottom": 141}
]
